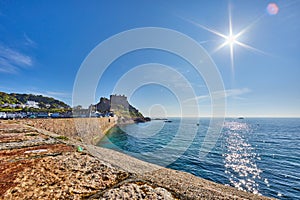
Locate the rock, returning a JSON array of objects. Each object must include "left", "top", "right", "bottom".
[{"left": 100, "top": 182, "right": 175, "bottom": 200}]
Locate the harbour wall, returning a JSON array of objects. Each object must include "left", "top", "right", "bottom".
[{"left": 20, "top": 117, "right": 117, "bottom": 144}]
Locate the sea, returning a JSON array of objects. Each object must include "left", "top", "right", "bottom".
[{"left": 97, "top": 118, "right": 300, "bottom": 199}]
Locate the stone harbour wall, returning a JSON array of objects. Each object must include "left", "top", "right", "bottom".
[{"left": 20, "top": 117, "right": 117, "bottom": 144}]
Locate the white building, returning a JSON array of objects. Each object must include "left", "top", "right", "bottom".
[
  {"left": 26, "top": 101, "right": 39, "bottom": 108},
  {"left": 0, "top": 112, "right": 6, "bottom": 119}
]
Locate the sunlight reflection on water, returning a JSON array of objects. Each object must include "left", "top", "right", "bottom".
[{"left": 222, "top": 121, "right": 264, "bottom": 195}]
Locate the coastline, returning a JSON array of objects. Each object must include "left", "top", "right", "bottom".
[{"left": 0, "top": 119, "right": 274, "bottom": 199}]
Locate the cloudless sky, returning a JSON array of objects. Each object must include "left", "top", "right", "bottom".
[{"left": 0, "top": 0, "right": 299, "bottom": 117}]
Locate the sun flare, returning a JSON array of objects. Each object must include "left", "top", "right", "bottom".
[
  {"left": 186, "top": 5, "right": 266, "bottom": 72},
  {"left": 225, "top": 34, "right": 237, "bottom": 46}
]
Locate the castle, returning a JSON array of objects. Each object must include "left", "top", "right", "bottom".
[
  {"left": 95, "top": 94, "right": 130, "bottom": 113},
  {"left": 110, "top": 94, "right": 129, "bottom": 112},
  {"left": 90, "top": 94, "right": 147, "bottom": 122}
]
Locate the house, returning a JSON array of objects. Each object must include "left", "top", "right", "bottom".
[
  {"left": 26, "top": 101, "right": 39, "bottom": 109},
  {"left": 0, "top": 112, "right": 6, "bottom": 119}
]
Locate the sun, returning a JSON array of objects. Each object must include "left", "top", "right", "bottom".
[
  {"left": 185, "top": 5, "right": 266, "bottom": 72},
  {"left": 226, "top": 34, "right": 237, "bottom": 46}
]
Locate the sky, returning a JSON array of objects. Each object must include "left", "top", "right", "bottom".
[{"left": 0, "top": 0, "right": 299, "bottom": 117}]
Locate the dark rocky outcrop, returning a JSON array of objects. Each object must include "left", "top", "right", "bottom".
[{"left": 96, "top": 97, "right": 110, "bottom": 113}]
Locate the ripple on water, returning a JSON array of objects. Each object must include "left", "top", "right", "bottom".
[{"left": 222, "top": 121, "right": 263, "bottom": 195}]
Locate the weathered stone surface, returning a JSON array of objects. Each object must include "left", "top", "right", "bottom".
[
  {"left": 85, "top": 144, "right": 162, "bottom": 174},
  {"left": 2, "top": 152, "right": 129, "bottom": 199},
  {"left": 99, "top": 182, "right": 176, "bottom": 200},
  {"left": 0, "top": 121, "right": 58, "bottom": 150},
  {"left": 0, "top": 143, "right": 73, "bottom": 161},
  {"left": 140, "top": 168, "right": 272, "bottom": 200},
  {"left": 0, "top": 120, "right": 128, "bottom": 200},
  {"left": 0, "top": 158, "right": 38, "bottom": 197},
  {"left": 0, "top": 121, "right": 31, "bottom": 133},
  {"left": 0, "top": 131, "right": 46, "bottom": 143},
  {"left": 0, "top": 137, "right": 59, "bottom": 151}
]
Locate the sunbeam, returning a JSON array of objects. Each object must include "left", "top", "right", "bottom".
[{"left": 183, "top": 5, "right": 268, "bottom": 72}]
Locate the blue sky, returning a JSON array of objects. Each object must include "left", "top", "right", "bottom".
[{"left": 0, "top": 0, "right": 299, "bottom": 117}]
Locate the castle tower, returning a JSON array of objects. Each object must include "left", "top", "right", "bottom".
[{"left": 110, "top": 94, "right": 129, "bottom": 112}]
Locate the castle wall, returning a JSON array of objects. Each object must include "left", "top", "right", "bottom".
[{"left": 110, "top": 95, "right": 129, "bottom": 111}]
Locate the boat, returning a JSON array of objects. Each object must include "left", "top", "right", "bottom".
[
  {"left": 237, "top": 117, "right": 244, "bottom": 119},
  {"left": 164, "top": 120, "right": 172, "bottom": 123}
]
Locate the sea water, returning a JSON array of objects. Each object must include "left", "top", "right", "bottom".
[{"left": 97, "top": 118, "right": 300, "bottom": 199}]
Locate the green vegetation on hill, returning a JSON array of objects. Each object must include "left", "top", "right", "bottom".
[
  {"left": 0, "top": 92, "right": 70, "bottom": 112},
  {"left": 0, "top": 92, "right": 18, "bottom": 105},
  {"left": 113, "top": 106, "right": 144, "bottom": 121}
]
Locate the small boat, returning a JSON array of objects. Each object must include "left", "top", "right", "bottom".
[
  {"left": 237, "top": 117, "right": 244, "bottom": 119},
  {"left": 164, "top": 120, "right": 172, "bottom": 123}
]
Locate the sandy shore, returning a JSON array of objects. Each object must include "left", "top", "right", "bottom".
[{"left": 0, "top": 119, "right": 274, "bottom": 199}]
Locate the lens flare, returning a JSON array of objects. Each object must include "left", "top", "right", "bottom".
[
  {"left": 267, "top": 3, "right": 279, "bottom": 15},
  {"left": 183, "top": 5, "right": 268, "bottom": 74}
]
